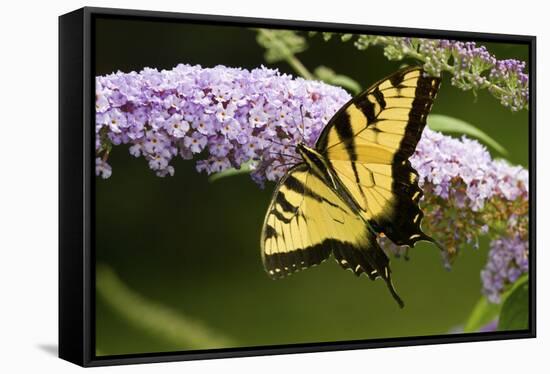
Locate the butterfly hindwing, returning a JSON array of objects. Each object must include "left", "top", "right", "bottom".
[
  {"left": 261, "top": 164, "right": 403, "bottom": 307},
  {"left": 316, "top": 67, "right": 440, "bottom": 247}
]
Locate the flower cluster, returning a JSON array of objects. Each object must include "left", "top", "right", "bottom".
[
  {"left": 349, "top": 36, "right": 529, "bottom": 111},
  {"left": 412, "top": 129, "right": 528, "bottom": 212},
  {"left": 489, "top": 59, "right": 529, "bottom": 111},
  {"left": 482, "top": 232, "right": 528, "bottom": 303},
  {"left": 96, "top": 64, "right": 529, "bottom": 303},
  {"left": 95, "top": 64, "right": 350, "bottom": 181}
]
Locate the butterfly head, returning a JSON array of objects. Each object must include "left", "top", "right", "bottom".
[{"left": 295, "top": 142, "right": 314, "bottom": 162}]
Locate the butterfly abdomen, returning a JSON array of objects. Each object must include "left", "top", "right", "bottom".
[{"left": 296, "top": 143, "right": 338, "bottom": 190}]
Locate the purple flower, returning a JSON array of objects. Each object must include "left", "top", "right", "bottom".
[
  {"left": 192, "top": 114, "right": 217, "bottom": 135},
  {"left": 95, "top": 157, "right": 112, "bottom": 179},
  {"left": 215, "top": 102, "right": 237, "bottom": 123},
  {"left": 96, "top": 85, "right": 110, "bottom": 113},
  {"left": 129, "top": 140, "right": 144, "bottom": 157},
  {"left": 164, "top": 114, "right": 190, "bottom": 138},
  {"left": 248, "top": 103, "right": 269, "bottom": 128},
  {"left": 183, "top": 131, "right": 208, "bottom": 154}
]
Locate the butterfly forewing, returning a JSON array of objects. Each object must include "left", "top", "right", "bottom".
[{"left": 316, "top": 67, "right": 440, "bottom": 247}]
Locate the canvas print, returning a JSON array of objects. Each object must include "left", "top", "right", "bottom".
[{"left": 93, "top": 16, "right": 530, "bottom": 356}]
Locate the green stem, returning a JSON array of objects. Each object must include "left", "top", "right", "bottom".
[
  {"left": 101, "top": 146, "right": 111, "bottom": 162},
  {"left": 286, "top": 55, "right": 315, "bottom": 80},
  {"left": 96, "top": 264, "right": 236, "bottom": 354},
  {"left": 258, "top": 29, "right": 315, "bottom": 80}
]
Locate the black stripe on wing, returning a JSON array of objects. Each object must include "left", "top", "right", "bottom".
[
  {"left": 394, "top": 73, "right": 440, "bottom": 160},
  {"left": 264, "top": 241, "right": 332, "bottom": 279}
]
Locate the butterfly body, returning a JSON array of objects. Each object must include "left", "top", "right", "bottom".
[
  {"left": 296, "top": 143, "right": 374, "bottom": 224},
  {"left": 295, "top": 143, "right": 337, "bottom": 191},
  {"left": 260, "top": 67, "right": 442, "bottom": 308}
]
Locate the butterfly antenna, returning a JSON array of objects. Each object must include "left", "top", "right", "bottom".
[
  {"left": 266, "top": 151, "right": 301, "bottom": 161},
  {"left": 265, "top": 138, "right": 289, "bottom": 148},
  {"left": 272, "top": 162, "right": 298, "bottom": 170}
]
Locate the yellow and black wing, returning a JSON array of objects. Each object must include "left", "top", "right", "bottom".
[
  {"left": 316, "top": 67, "right": 440, "bottom": 248},
  {"left": 261, "top": 163, "right": 403, "bottom": 307}
]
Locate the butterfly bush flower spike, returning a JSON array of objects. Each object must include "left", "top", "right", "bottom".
[
  {"left": 350, "top": 36, "right": 529, "bottom": 111},
  {"left": 95, "top": 64, "right": 350, "bottom": 181}
]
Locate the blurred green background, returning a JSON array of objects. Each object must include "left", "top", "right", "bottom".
[{"left": 94, "top": 17, "right": 529, "bottom": 356}]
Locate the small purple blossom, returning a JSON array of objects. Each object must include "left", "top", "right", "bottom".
[
  {"left": 183, "top": 131, "right": 208, "bottom": 154},
  {"left": 95, "top": 157, "right": 112, "bottom": 179},
  {"left": 164, "top": 114, "right": 189, "bottom": 138}
]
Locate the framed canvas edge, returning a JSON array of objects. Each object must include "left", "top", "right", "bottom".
[
  {"left": 59, "top": 7, "right": 85, "bottom": 366},
  {"left": 58, "top": 6, "right": 537, "bottom": 368},
  {"left": 528, "top": 34, "right": 536, "bottom": 340},
  {"left": 86, "top": 331, "right": 535, "bottom": 367},
  {"left": 84, "top": 6, "right": 536, "bottom": 42}
]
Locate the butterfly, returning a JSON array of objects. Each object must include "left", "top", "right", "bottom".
[{"left": 260, "top": 67, "right": 442, "bottom": 308}]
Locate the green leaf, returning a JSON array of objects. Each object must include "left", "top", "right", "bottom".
[
  {"left": 256, "top": 29, "right": 307, "bottom": 64},
  {"left": 463, "top": 274, "right": 528, "bottom": 332},
  {"left": 498, "top": 276, "right": 529, "bottom": 331},
  {"left": 427, "top": 114, "right": 509, "bottom": 156},
  {"left": 322, "top": 32, "right": 334, "bottom": 41},
  {"left": 340, "top": 34, "right": 353, "bottom": 42},
  {"left": 208, "top": 161, "right": 253, "bottom": 183},
  {"left": 505, "top": 273, "right": 528, "bottom": 296},
  {"left": 314, "top": 66, "right": 362, "bottom": 94},
  {"left": 464, "top": 297, "right": 501, "bottom": 333},
  {"left": 96, "top": 264, "right": 236, "bottom": 350}
]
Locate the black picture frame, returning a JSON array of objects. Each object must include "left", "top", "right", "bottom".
[{"left": 59, "top": 6, "right": 536, "bottom": 367}]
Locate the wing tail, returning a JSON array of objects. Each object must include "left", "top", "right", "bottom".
[
  {"left": 333, "top": 228, "right": 404, "bottom": 308},
  {"left": 383, "top": 274, "right": 404, "bottom": 309},
  {"left": 362, "top": 232, "right": 404, "bottom": 308}
]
